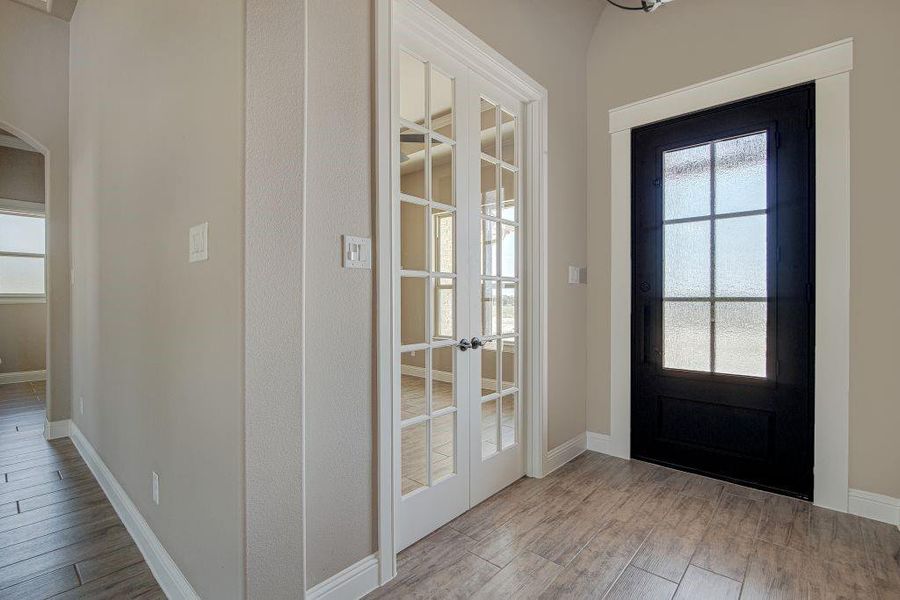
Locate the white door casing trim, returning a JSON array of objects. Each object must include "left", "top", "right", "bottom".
[
  {"left": 376, "top": 0, "right": 549, "bottom": 585},
  {"left": 607, "top": 38, "right": 853, "bottom": 512}
]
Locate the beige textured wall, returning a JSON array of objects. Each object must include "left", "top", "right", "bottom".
[
  {"left": 0, "top": 304, "right": 46, "bottom": 373},
  {"left": 0, "top": 147, "right": 44, "bottom": 203},
  {"left": 305, "top": 0, "right": 376, "bottom": 587},
  {"left": 586, "top": 0, "right": 900, "bottom": 498},
  {"left": 69, "top": 1, "right": 245, "bottom": 597},
  {"left": 244, "top": 0, "right": 307, "bottom": 597},
  {"left": 0, "top": 0, "right": 70, "bottom": 419},
  {"left": 434, "top": 0, "right": 603, "bottom": 449}
]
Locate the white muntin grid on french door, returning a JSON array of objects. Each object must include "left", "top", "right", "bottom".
[
  {"left": 477, "top": 96, "right": 520, "bottom": 460},
  {"left": 397, "top": 48, "right": 460, "bottom": 495}
]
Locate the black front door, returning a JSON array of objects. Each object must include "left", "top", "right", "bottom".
[{"left": 631, "top": 84, "right": 814, "bottom": 499}]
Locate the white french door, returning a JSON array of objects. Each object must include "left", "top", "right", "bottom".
[
  {"left": 394, "top": 30, "right": 525, "bottom": 549},
  {"left": 466, "top": 74, "right": 525, "bottom": 506}
]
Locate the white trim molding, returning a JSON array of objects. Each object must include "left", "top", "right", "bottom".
[
  {"left": 43, "top": 418, "right": 70, "bottom": 440},
  {"left": 608, "top": 39, "right": 853, "bottom": 512},
  {"left": 0, "top": 369, "right": 46, "bottom": 384},
  {"left": 543, "top": 433, "right": 586, "bottom": 476},
  {"left": 586, "top": 431, "right": 612, "bottom": 455},
  {"left": 69, "top": 423, "right": 200, "bottom": 600},
  {"left": 306, "top": 554, "right": 379, "bottom": 600},
  {"left": 848, "top": 489, "right": 900, "bottom": 528}
]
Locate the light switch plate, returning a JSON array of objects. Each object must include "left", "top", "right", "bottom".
[
  {"left": 343, "top": 235, "right": 372, "bottom": 269},
  {"left": 189, "top": 223, "right": 208, "bottom": 263},
  {"left": 568, "top": 266, "right": 587, "bottom": 285}
]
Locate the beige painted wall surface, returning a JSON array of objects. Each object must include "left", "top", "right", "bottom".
[
  {"left": 434, "top": 0, "right": 603, "bottom": 449},
  {"left": 305, "top": 0, "right": 376, "bottom": 587},
  {"left": 0, "top": 304, "right": 46, "bottom": 373},
  {"left": 0, "top": 0, "right": 71, "bottom": 419},
  {"left": 0, "top": 147, "right": 44, "bottom": 203},
  {"left": 69, "top": 1, "right": 245, "bottom": 597},
  {"left": 586, "top": 0, "right": 900, "bottom": 498}
]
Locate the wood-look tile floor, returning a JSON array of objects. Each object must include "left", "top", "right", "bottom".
[
  {"left": 0, "top": 382, "right": 163, "bottom": 599},
  {"left": 367, "top": 451, "right": 900, "bottom": 599}
]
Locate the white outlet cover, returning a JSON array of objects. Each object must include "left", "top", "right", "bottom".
[
  {"left": 189, "top": 223, "right": 208, "bottom": 263},
  {"left": 152, "top": 471, "right": 160, "bottom": 505}
]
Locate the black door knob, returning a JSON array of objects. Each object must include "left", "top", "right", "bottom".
[
  {"left": 457, "top": 338, "right": 472, "bottom": 351},
  {"left": 470, "top": 337, "right": 484, "bottom": 349}
]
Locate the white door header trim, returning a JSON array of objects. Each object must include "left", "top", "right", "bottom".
[{"left": 608, "top": 38, "right": 853, "bottom": 133}]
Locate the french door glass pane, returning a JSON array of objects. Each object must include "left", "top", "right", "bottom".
[
  {"left": 500, "top": 224, "right": 516, "bottom": 278},
  {"left": 501, "top": 168, "right": 517, "bottom": 221},
  {"left": 663, "top": 143, "right": 711, "bottom": 221},
  {"left": 432, "top": 277, "right": 454, "bottom": 340},
  {"left": 481, "top": 400, "right": 498, "bottom": 458},
  {"left": 431, "top": 414, "right": 455, "bottom": 482},
  {"left": 663, "top": 221, "right": 710, "bottom": 297},
  {"left": 400, "top": 202, "right": 426, "bottom": 271},
  {"left": 715, "top": 133, "right": 767, "bottom": 214},
  {"left": 430, "top": 68, "right": 454, "bottom": 139},
  {"left": 501, "top": 395, "right": 515, "bottom": 449},
  {"left": 0, "top": 256, "right": 45, "bottom": 295},
  {"left": 400, "top": 351, "right": 426, "bottom": 420},
  {"left": 399, "top": 51, "right": 426, "bottom": 126},
  {"left": 715, "top": 302, "right": 767, "bottom": 377},
  {"left": 431, "top": 139, "right": 455, "bottom": 206},
  {"left": 400, "top": 276, "right": 426, "bottom": 345},
  {"left": 0, "top": 214, "right": 44, "bottom": 254},
  {"left": 431, "top": 346, "right": 455, "bottom": 411},
  {"left": 480, "top": 159, "right": 498, "bottom": 216},
  {"left": 399, "top": 131, "right": 426, "bottom": 199},
  {"left": 480, "top": 99, "right": 497, "bottom": 157},
  {"left": 481, "top": 339, "right": 498, "bottom": 397},
  {"left": 501, "top": 283, "right": 517, "bottom": 334},
  {"left": 663, "top": 301, "right": 711, "bottom": 372},
  {"left": 716, "top": 215, "right": 767, "bottom": 297},
  {"left": 432, "top": 208, "right": 454, "bottom": 273},
  {"left": 500, "top": 337, "right": 517, "bottom": 391},
  {"left": 481, "top": 280, "right": 497, "bottom": 336},
  {"left": 500, "top": 110, "right": 515, "bottom": 165},
  {"left": 401, "top": 422, "right": 427, "bottom": 495},
  {"left": 481, "top": 220, "right": 498, "bottom": 276}
]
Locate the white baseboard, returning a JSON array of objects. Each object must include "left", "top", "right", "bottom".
[
  {"left": 848, "top": 489, "right": 900, "bottom": 527},
  {"left": 306, "top": 553, "right": 379, "bottom": 600},
  {"left": 586, "top": 431, "right": 612, "bottom": 455},
  {"left": 44, "top": 418, "right": 71, "bottom": 440},
  {"left": 0, "top": 369, "right": 46, "bottom": 385},
  {"left": 543, "top": 433, "right": 586, "bottom": 477},
  {"left": 69, "top": 422, "right": 200, "bottom": 599}
]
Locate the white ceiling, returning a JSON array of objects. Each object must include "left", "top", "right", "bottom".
[{"left": 9, "top": 0, "right": 78, "bottom": 22}]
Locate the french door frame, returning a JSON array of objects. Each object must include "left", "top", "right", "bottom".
[
  {"left": 375, "top": 0, "right": 549, "bottom": 584},
  {"left": 606, "top": 40, "right": 853, "bottom": 513}
]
